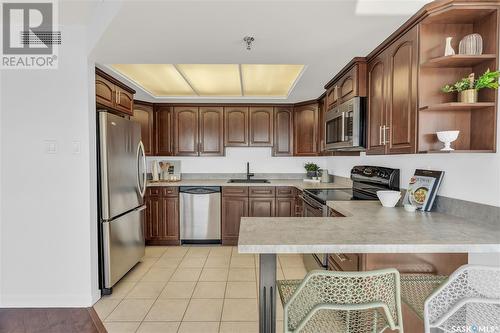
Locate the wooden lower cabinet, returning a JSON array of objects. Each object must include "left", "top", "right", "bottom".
[
  {"left": 144, "top": 187, "right": 180, "bottom": 245},
  {"left": 249, "top": 197, "right": 276, "bottom": 217},
  {"left": 276, "top": 197, "right": 295, "bottom": 217},
  {"left": 327, "top": 252, "right": 467, "bottom": 333},
  {"left": 222, "top": 195, "right": 248, "bottom": 246}
]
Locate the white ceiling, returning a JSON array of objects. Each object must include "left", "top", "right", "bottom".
[{"left": 92, "top": 0, "right": 431, "bottom": 103}]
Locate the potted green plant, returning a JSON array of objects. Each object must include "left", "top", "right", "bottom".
[
  {"left": 304, "top": 162, "right": 320, "bottom": 178},
  {"left": 441, "top": 69, "right": 500, "bottom": 103}
]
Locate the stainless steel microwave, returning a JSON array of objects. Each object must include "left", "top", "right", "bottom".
[{"left": 325, "top": 97, "right": 366, "bottom": 150}]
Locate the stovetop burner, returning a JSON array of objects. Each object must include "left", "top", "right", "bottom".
[{"left": 304, "top": 188, "right": 376, "bottom": 205}]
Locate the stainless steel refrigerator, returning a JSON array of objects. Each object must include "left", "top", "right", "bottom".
[{"left": 97, "top": 111, "right": 146, "bottom": 293}]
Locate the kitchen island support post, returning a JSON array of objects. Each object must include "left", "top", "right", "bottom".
[{"left": 259, "top": 253, "right": 277, "bottom": 333}]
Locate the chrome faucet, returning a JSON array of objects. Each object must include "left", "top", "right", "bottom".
[{"left": 246, "top": 162, "right": 254, "bottom": 180}]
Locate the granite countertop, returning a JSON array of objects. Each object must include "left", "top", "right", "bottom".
[
  {"left": 147, "top": 178, "right": 352, "bottom": 190},
  {"left": 238, "top": 201, "right": 500, "bottom": 254}
]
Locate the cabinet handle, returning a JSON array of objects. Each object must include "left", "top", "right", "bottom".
[
  {"left": 379, "top": 126, "right": 383, "bottom": 146},
  {"left": 384, "top": 126, "right": 390, "bottom": 145},
  {"left": 335, "top": 253, "right": 349, "bottom": 262}
]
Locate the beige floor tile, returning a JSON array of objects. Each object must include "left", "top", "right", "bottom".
[
  {"left": 219, "top": 321, "right": 258, "bottom": 333},
  {"left": 230, "top": 256, "right": 255, "bottom": 268},
  {"left": 205, "top": 256, "right": 230, "bottom": 268},
  {"left": 276, "top": 296, "right": 284, "bottom": 320},
  {"left": 192, "top": 281, "right": 226, "bottom": 298},
  {"left": 155, "top": 256, "right": 183, "bottom": 268},
  {"left": 140, "top": 267, "right": 175, "bottom": 282},
  {"left": 144, "top": 299, "right": 189, "bottom": 321},
  {"left": 170, "top": 267, "right": 202, "bottom": 281},
  {"left": 228, "top": 268, "right": 256, "bottom": 281},
  {"left": 277, "top": 320, "right": 284, "bottom": 332},
  {"left": 183, "top": 298, "right": 224, "bottom": 321},
  {"left": 199, "top": 268, "right": 229, "bottom": 282},
  {"left": 93, "top": 298, "right": 121, "bottom": 320},
  {"left": 159, "top": 281, "right": 196, "bottom": 299},
  {"left": 186, "top": 246, "right": 211, "bottom": 258},
  {"left": 144, "top": 246, "right": 169, "bottom": 258},
  {"left": 104, "top": 321, "right": 141, "bottom": 333},
  {"left": 162, "top": 247, "right": 189, "bottom": 258},
  {"left": 221, "top": 299, "right": 258, "bottom": 321},
  {"left": 225, "top": 282, "right": 257, "bottom": 299},
  {"left": 100, "top": 282, "right": 136, "bottom": 301},
  {"left": 126, "top": 281, "right": 166, "bottom": 299},
  {"left": 121, "top": 260, "right": 156, "bottom": 282},
  {"left": 282, "top": 267, "right": 307, "bottom": 280},
  {"left": 179, "top": 256, "right": 207, "bottom": 268},
  {"left": 178, "top": 321, "right": 220, "bottom": 333},
  {"left": 106, "top": 299, "right": 155, "bottom": 322},
  {"left": 136, "top": 321, "right": 180, "bottom": 333},
  {"left": 208, "top": 246, "right": 232, "bottom": 257},
  {"left": 279, "top": 255, "right": 306, "bottom": 268}
]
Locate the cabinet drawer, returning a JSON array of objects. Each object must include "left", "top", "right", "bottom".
[
  {"left": 331, "top": 253, "right": 359, "bottom": 271},
  {"left": 249, "top": 186, "right": 275, "bottom": 197},
  {"left": 147, "top": 187, "right": 162, "bottom": 196},
  {"left": 276, "top": 186, "right": 295, "bottom": 198},
  {"left": 223, "top": 187, "right": 249, "bottom": 197},
  {"left": 163, "top": 187, "right": 178, "bottom": 197}
]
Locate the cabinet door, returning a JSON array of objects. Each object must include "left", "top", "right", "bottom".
[
  {"left": 339, "top": 68, "right": 356, "bottom": 103},
  {"left": 249, "top": 107, "right": 274, "bottom": 146},
  {"left": 199, "top": 107, "right": 224, "bottom": 156},
  {"left": 224, "top": 107, "right": 248, "bottom": 146},
  {"left": 276, "top": 197, "right": 295, "bottom": 217},
  {"left": 114, "top": 86, "right": 134, "bottom": 115},
  {"left": 131, "top": 102, "right": 154, "bottom": 155},
  {"left": 145, "top": 194, "right": 162, "bottom": 241},
  {"left": 162, "top": 196, "right": 179, "bottom": 243},
  {"left": 155, "top": 105, "right": 173, "bottom": 156},
  {"left": 366, "top": 56, "right": 387, "bottom": 155},
  {"left": 95, "top": 74, "right": 115, "bottom": 109},
  {"left": 249, "top": 197, "right": 276, "bottom": 217},
  {"left": 294, "top": 103, "right": 319, "bottom": 156},
  {"left": 386, "top": 27, "right": 418, "bottom": 154},
  {"left": 326, "top": 85, "right": 339, "bottom": 110},
  {"left": 222, "top": 196, "right": 248, "bottom": 245},
  {"left": 173, "top": 106, "right": 199, "bottom": 156},
  {"left": 273, "top": 107, "right": 293, "bottom": 156}
]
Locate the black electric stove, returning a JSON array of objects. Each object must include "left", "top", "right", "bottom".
[{"left": 303, "top": 166, "right": 400, "bottom": 205}]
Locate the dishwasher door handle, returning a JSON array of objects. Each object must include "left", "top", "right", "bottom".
[{"left": 179, "top": 186, "right": 221, "bottom": 194}]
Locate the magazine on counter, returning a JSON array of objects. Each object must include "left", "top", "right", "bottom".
[{"left": 403, "top": 169, "right": 445, "bottom": 211}]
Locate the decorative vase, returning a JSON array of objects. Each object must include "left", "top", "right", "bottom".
[
  {"left": 459, "top": 89, "right": 478, "bottom": 103},
  {"left": 306, "top": 171, "right": 317, "bottom": 178},
  {"left": 444, "top": 37, "right": 455, "bottom": 56}
]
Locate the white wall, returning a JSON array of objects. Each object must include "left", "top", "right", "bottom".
[
  {"left": 148, "top": 147, "right": 328, "bottom": 174},
  {"left": 0, "top": 25, "right": 98, "bottom": 307}
]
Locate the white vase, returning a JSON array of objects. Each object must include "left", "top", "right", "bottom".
[{"left": 445, "top": 37, "right": 455, "bottom": 56}]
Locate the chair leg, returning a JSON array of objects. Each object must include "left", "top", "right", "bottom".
[{"left": 259, "top": 254, "right": 277, "bottom": 333}]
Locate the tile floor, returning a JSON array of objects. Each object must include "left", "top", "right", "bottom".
[{"left": 94, "top": 245, "right": 308, "bottom": 333}]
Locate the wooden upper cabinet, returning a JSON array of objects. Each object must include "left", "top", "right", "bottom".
[
  {"left": 294, "top": 103, "right": 319, "bottom": 156},
  {"left": 386, "top": 26, "right": 418, "bottom": 154},
  {"left": 155, "top": 105, "right": 173, "bottom": 156},
  {"left": 114, "top": 86, "right": 134, "bottom": 115},
  {"left": 95, "top": 75, "right": 115, "bottom": 109},
  {"left": 366, "top": 26, "right": 418, "bottom": 155},
  {"left": 339, "top": 67, "right": 356, "bottom": 101},
  {"left": 199, "top": 107, "right": 224, "bottom": 156},
  {"left": 366, "top": 57, "right": 387, "bottom": 155},
  {"left": 249, "top": 107, "right": 274, "bottom": 146},
  {"left": 95, "top": 69, "right": 135, "bottom": 115},
  {"left": 173, "top": 106, "right": 199, "bottom": 156},
  {"left": 224, "top": 107, "right": 249, "bottom": 146},
  {"left": 273, "top": 107, "right": 293, "bottom": 156},
  {"left": 326, "top": 85, "right": 339, "bottom": 110},
  {"left": 131, "top": 101, "right": 154, "bottom": 155}
]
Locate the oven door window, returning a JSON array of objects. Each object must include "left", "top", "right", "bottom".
[{"left": 326, "top": 115, "right": 344, "bottom": 144}]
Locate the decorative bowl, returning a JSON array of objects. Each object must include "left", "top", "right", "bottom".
[
  {"left": 376, "top": 190, "right": 401, "bottom": 208},
  {"left": 436, "top": 131, "right": 460, "bottom": 151}
]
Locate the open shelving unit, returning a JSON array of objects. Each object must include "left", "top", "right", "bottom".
[{"left": 417, "top": 6, "right": 498, "bottom": 153}]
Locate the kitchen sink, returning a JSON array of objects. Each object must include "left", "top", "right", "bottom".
[{"left": 227, "top": 179, "right": 270, "bottom": 183}]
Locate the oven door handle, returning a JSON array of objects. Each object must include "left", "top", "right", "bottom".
[{"left": 300, "top": 195, "right": 324, "bottom": 212}]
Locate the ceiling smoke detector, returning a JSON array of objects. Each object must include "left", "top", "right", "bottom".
[{"left": 243, "top": 36, "right": 254, "bottom": 50}]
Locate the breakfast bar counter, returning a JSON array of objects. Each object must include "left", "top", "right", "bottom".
[{"left": 238, "top": 201, "right": 500, "bottom": 333}]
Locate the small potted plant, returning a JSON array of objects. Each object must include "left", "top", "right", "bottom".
[
  {"left": 304, "top": 162, "right": 320, "bottom": 179},
  {"left": 441, "top": 69, "right": 500, "bottom": 103}
]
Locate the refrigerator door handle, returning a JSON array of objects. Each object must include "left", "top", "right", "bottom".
[{"left": 137, "top": 141, "right": 147, "bottom": 198}]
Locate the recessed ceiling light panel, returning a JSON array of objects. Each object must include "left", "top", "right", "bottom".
[
  {"left": 241, "top": 64, "right": 304, "bottom": 97},
  {"left": 176, "top": 64, "right": 242, "bottom": 96}
]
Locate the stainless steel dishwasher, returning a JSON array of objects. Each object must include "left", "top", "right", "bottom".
[{"left": 179, "top": 186, "right": 221, "bottom": 244}]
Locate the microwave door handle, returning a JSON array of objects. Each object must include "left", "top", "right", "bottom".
[{"left": 341, "top": 111, "right": 346, "bottom": 141}]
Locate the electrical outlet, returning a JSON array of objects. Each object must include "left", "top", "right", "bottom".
[
  {"left": 45, "top": 140, "right": 57, "bottom": 154},
  {"left": 72, "top": 141, "right": 81, "bottom": 154}
]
